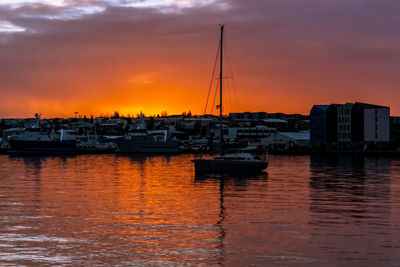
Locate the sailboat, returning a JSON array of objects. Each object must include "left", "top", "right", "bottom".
[{"left": 192, "top": 25, "right": 268, "bottom": 173}]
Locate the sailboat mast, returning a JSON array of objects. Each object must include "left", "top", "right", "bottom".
[{"left": 219, "top": 24, "right": 224, "bottom": 155}]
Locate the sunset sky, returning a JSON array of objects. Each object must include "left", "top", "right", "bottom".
[{"left": 1, "top": 0, "right": 399, "bottom": 118}]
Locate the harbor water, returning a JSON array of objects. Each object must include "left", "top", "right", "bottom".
[{"left": 0, "top": 154, "right": 399, "bottom": 266}]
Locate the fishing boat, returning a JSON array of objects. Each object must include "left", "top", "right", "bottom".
[
  {"left": 77, "top": 137, "right": 116, "bottom": 154},
  {"left": 8, "top": 115, "right": 76, "bottom": 155},
  {"left": 115, "top": 130, "right": 180, "bottom": 154},
  {"left": 114, "top": 114, "right": 180, "bottom": 154},
  {"left": 192, "top": 25, "right": 268, "bottom": 173}
]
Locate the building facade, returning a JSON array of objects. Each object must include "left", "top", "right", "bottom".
[
  {"left": 326, "top": 104, "right": 339, "bottom": 147},
  {"left": 314, "top": 102, "right": 390, "bottom": 150},
  {"left": 351, "top": 103, "right": 390, "bottom": 147},
  {"left": 337, "top": 103, "right": 353, "bottom": 149},
  {"left": 310, "top": 105, "right": 329, "bottom": 148}
]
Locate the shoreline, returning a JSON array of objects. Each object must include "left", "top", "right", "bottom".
[{"left": 1, "top": 149, "right": 399, "bottom": 157}]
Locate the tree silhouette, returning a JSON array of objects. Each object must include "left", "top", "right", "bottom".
[{"left": 112, "top": 111, "right": 120, "bottom": 119}]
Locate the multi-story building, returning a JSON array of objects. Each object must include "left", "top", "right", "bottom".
[
  {"left": 351, "top": 102, "right": 390, "bottom": 147},
  {"left": 326, "top": 104, "right": 339, "bottom": 147},
  {"left": 229, "top": 112, "right": 268, "bottom": 120},
  {"left": 337, "top": 103, "right": 353, "bottom": 149},
  {"left": 310, "top": 105, "right": 329, "bottom": 148},
  {"left": 391, "top": 117, "right": 400, "bottom": 150},
  {"left": 227, "top": 125, "right": 275, "bottom": 140},
  {"left": 323, "top": 102, "right": 390, "bottom": 150}
]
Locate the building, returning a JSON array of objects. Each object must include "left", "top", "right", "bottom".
[
  {"left": 390, "top": 117, "right": 400, "bottom": 150},
  {"left": 268, "top": 113, "right": 286, "bottom": 119},
  {"left": 326, "top": 104, "right": 339, "bottom": 147},
  {"left": 261, "top": 132, "right": 310, "bottom": 151},
  {"left": 351, "top": 102, "right": 390, "bottom": 147},
  {"left": 263, "top": 119, "right": 288, "bottom": 131},
  {"left": 286, "top": 114, "right": 310, "bottom": 132},
  {"left": 337, "top": 103, "right": 353, "bottom": 149},
  {"left": 227, "top": 125, "right": 275, "bottom": 140},
  {"left": 318, "top": 102, "right": 390, "bottom": 150},
  {"left": 310, "top": 105, "right": 329, "bottom": 149},
  {"left": 229, "top": 112, "right": 268, "bottom": 120},
  {"left": 325, "top": 103, "right": 354, "bottom": 149}
]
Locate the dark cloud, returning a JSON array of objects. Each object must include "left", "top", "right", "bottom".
[{"left": 0, "top": 0, "right": 399, "bottom": 117}]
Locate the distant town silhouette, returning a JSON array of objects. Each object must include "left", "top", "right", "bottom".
[{"left": 1, "top": 101, "right": 399, "bottom": 155}]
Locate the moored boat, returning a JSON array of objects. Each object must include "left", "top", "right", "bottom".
[
  {"left": 7, "top": 113, "right": 77, "bottom": 155},
  {"left": 192, "top": 25, "right": 268, "bottom": 173},
  {"left": 115, "top": 130, "right": 180, "bottom": 154},
  {"left": 8, "top": 129, "right": 76, "bottom": 155},
  {"left": 193, "top": 152, "right": 268, "bottom": 173}
]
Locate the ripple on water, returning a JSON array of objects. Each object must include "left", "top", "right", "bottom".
[{"left": 0, "top": 154, "right": 399, "bottom": 266}]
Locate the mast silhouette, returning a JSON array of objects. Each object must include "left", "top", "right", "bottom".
[
  {"left": 192, "top": 25, "right": 269, "bottom": 173},
  {"left": 218, "top": 24, "right": 224, "bottom": 155}
]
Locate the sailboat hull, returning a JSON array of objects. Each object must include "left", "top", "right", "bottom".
[{"left": 193, "top": 159, "right": 268, "bottom": 173}]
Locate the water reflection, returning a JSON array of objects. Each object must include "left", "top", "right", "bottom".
[
  {"left": 194, "top": 172, "right": 268, "bottom": 265},
  {"left": 309, "top": 155, "right": 396, "bottom": 264},
  {"left": 0, "top": 154, "right": 231, "bottom": 265},
  {"left": 310, "top": 155, "right": 391, "bottom": 219},
  {"left": 195, "top": 172, "right": 268, "bottom": 185},
  {"left": 0, "top": 154, "right": 399, "bottom": 266}
]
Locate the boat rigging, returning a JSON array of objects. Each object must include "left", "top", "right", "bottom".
[{"left": 192, "top": 25, "right": 268, "bottom": 173}]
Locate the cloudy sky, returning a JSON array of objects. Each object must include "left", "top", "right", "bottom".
[{"left": 0, "top": 0, "right": 399, "bottom": 117}]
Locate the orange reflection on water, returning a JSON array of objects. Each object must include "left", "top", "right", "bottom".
[
  {"left": 3, "top": 155, "right": 229, "bottom": 264},
  {"left": 1, "top": 154, "right": 399, "bottom": 266}
]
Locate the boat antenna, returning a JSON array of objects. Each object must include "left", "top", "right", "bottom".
[{"left": 217, "top": 24, "right": 224, "bottom": 155}]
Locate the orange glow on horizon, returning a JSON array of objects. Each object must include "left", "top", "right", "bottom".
[
  {"left": 2, "top": 50, "right": 398, "bottom": 118},
  {"left": 1, "top": 8, "right": 400, "bottom": 118}
]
